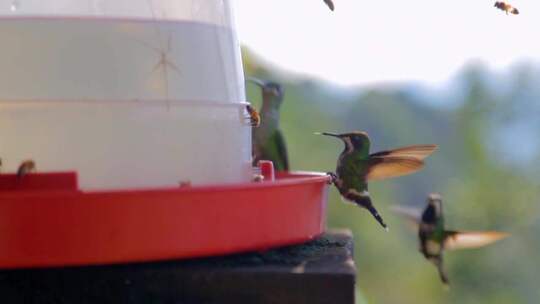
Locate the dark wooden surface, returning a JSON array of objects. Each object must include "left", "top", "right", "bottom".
[{"left": 0, "top": 229, "right": 356, "bottom": 304}]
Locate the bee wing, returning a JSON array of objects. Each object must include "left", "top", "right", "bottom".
[
  {"left": 444, "top": 230, "right": 510, "bottom": 251},
  {"left": 389, "top": 205, "right": 421, "bottom": 230},
  {"left": 323, "top": 0, "right": 335, "bottom": 11},
  {"left": 369, "top": 145, "right": 438, "bottom": 160},
  {"left": 365, "top": 156, "right": 425, "bottom": 181}
]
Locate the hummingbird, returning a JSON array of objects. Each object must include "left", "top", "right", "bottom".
[
  {"left": 323, "top": 0, "right": 335, "bottom": 11},
  {"left": 17, "top": 159, "right": 36, "bottom": 181},
  {"left": 494, "top": 1, "right": 519, "bottom": 14},
  {"left": 318, "top": 131, "right": 437, "bottom": 230},
  {"left": 392, "top": 193, "right": 510, "bottom": 285},
  {"left": 246, "top": 77, "right": 289, "bottom": 172}
]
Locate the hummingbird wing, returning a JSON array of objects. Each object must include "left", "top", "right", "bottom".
[
  {"left": 323, "top": 0, "right": 335, "bottom": 11},
  {"left": 443, "top": 230, "right": 510, "bottom": 251},
  {"left": 390, "top": 205, "right": 421, "bottom": 229},
  {"left": 369, "top": 145, "right": 438, "bottom": 160},
  {"left": 365, "top": 156, "right": 424, "bottom": 181}
]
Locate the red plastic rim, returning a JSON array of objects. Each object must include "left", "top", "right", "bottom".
[{"left": 0, "top": 171, "right": 330, "bottom": 269}]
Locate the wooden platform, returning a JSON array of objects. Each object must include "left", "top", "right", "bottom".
[{"left": 0, "top": 229, "right": 356, "bottom": 304}]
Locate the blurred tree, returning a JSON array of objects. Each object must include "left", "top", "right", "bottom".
[{"left": 243, "top": 48, "right": 540, "bottom": 304}]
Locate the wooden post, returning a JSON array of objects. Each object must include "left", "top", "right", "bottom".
[{"left": 0, "top": 229, "right": 356, "bottom": 304}]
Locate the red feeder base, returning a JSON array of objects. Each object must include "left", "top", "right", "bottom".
[{"left": 0, "top": 171, "right": 330, "bottom": 269}]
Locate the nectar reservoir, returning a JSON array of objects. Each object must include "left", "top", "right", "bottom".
[{"left": 0, "top": 0, "right": 251, "bottom": 190}]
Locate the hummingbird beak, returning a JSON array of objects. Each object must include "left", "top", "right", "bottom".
[
  {"left": 314, "top": 132, "right": 342, "bottom": 139},
  {"left": 245, "top": 76, "right": 266, "bottom": 88}
]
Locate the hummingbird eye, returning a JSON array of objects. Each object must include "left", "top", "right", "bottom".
[
  {"left": 351, "top": 136, "right": 363, "bottom": 148},
  {"left": 264, "top": 83, "right": 282, "bottom": 97}
]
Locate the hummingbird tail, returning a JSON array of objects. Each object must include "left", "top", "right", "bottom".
[
  {"left": 366, "top": 204, "right": 389, "bottom": 231},
  {"left": 348, "top": 191, "right": 388, "bottom": 230},
  {"left": 433, "top": 257, "right": 450, "bottom": 286}
]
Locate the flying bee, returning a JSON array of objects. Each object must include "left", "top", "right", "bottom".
[
  {"left": 494, "top": 1, "right": 519, "bottom": 14},
  {"left": 323, "top": 0, "right": 335, "bottom": 11},
  {"left": 17, "top": 159, "right": 36, "bottom": 180},
  {"left": 245, "top": 104, "right": 261, "bottom": 127}
]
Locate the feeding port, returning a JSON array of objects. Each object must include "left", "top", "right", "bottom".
[{"left": 0, "top": 0, "right": 250, "bottom": 190}]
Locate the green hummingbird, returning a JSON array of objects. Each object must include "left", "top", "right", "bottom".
[
  {"left": 318, "top": 131, "right": 437, "bottom": 230},
  {"left": 246, "top": 77, "right": 289, "bottom": 172},
  {"left": 392, "top": 193, "right": 510, "bottom": 285}
]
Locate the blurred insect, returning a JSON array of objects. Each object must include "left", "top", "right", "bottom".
[
  {"left": 137, "top": 0, "right": 182, "bottom": 106},
  {"left": 137, "top": 32, "right": 182, "bottom": 100},
  {"left": 179, "top": 180, "right": 192, "bottom": 188},
  {"left": 323, "top": 0, "right": 335, "bottom": 11},
  {"left": 318, "top": 131, "right": 437, "bottom": 230},
  {"left": 392, "top": 193, "right": 510, "bottom": 285},
  {"left": 494, "top": 1, "right": 519, "bottom": 15},
  {"left": 0, "top": 158, "right": 2, "bottom": 173},
  {"left": 245, "top": 104, "right": 261, "bottom": 127},
  {"left": 17, "top": 160, "right": 36, "bottom": 181},
  {"left": 252, "top": 174, "right": 265, "bottom": 182}
]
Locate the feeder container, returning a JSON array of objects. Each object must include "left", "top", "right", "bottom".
[{"left": 0, "top": 0, "right": 250, "bottom": 190}]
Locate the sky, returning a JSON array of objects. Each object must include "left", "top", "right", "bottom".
[{"left": 235, "top": 0, "right": 540, "bottom": 86}]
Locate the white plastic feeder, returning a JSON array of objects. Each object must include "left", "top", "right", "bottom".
[{"left": 0, "top": 0, "right": 250, "bottom": 190}]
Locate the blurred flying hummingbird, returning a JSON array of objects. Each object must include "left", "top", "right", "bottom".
[
  {"left": 392, "top": 193, "right": 510, "bottom": 285},
  {"left": 323, "top": 0, "right": 335, "bottom": 11},
  {"left": 246, "top": 77, "right": 289, "bottom": 171},
  {"left": 318, "top": 131, "right": 437, "bottom": 230}
]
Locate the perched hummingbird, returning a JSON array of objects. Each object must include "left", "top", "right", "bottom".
[
  {"left": 17, "top": 159, "right": 36, "bottom": 180},
  {"left": 318, "top": 131, "right": 437, "bottom": 230},
  {"left": 323, "top": 0, "right": 335, "bottom": 11},
  {"left": 494, "top": 1, "right": 519, "bottom": 14},
  {"left": 392, "top": 193, "right": 510, "bottom": 285},
  {"left": 246, "top": 77, "right": 289, "bottom": 172}
]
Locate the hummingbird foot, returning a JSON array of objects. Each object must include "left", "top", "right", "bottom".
[{"left": 326, "top": 172, "right": 338, "bottom": 185}]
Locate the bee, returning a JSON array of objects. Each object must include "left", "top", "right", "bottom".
[
  {"left": 323, "top": 0, "right": 335, "bottom": 11},
  {"left": 245, "top": 104, "right": 261, "bottom": 127},
  {"left": 494, "top": 1, "right": 519, "bottom": 15},
  {"left": 17, "top": 159, "right": 36, "bottom": 180},
  {"left": 179, "top": 180, "right": 192, "bottom": 188},
  {"left": 253, "top": 174, "right": 265, "bottom": 182}
]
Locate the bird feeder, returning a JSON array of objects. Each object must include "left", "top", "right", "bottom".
[{"left": 0, "top": 0, "right": 329, "bottom": 268}]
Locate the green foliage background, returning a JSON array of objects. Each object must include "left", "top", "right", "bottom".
[{"left": 244, "top": 48, "right": 540, "bottom": 303}]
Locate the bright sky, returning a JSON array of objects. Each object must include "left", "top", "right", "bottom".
[{"left": 235, "top": 0, "right": 540, "bottom": 86}]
